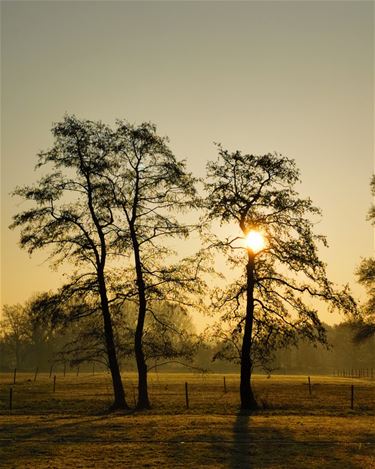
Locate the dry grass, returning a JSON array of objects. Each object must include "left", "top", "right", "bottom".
[{"left": 0, "top": 372, "right": 374, "bottom": 468}]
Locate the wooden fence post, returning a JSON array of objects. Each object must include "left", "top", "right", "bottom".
[
  {"left": 63, "top": 362, "right": 66, "bottom": 377},
  {"left": 131, "top": 383, "right": 136, "bottom": 407},
  {"left": 223, "top": 376, "right": 227, "bottom": 393},
  {"left": 351, "top": 384, "right": 354, "bottom": 410},
  {"left": 76, "top": 366, "right": 80, "bottom": 377},
  {"left": 308, "top": 376, "right": 312, "bottom": 396},
  {"left": 13, "top": 368, "right": 16, "bottom": 385},
  {"left": 9, "top": 387, "right": 13, "bottom": 413},
  {"left": 185, "top": 382, "right": 189, "bottom": 409},
  {"left": 34, "top": 367, "right": 39, "bottom": 382},
  {"left": 53, "top": 375, "right": 56, "bottom": 393}
]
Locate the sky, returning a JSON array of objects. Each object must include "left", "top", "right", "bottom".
[{"left": 1, "top": 0, "right": 374, "bottom": 327}]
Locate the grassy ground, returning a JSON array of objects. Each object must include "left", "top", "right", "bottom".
[{"left": 0, "top": 372, "right": 374, "bottom": 468}]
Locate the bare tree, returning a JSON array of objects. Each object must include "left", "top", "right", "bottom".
[
  {"left": 106, "top": 121, "right": 202, "bottom": 408},
  {"left": 204, "top": 147, "right": 355, "bottom": 410},
  {"left": 0, "top": 304, "right": 30, "bottom": 369},
  {"left": 11, "top": 116, "right": 129, "bottom": 410}
]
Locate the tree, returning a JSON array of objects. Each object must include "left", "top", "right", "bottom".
[
  {"left": 56, "top": 300, "right": 199, "bottom": 376},
  {"left": 10, "top": 116, "right": 129, "bottom": 410},
  {"left": 142, "top": 302, "right": 199, "bottom": 371},
  {"left": 204, "top": 147, "right": 354, "bottom": 410},
  {"left": 0, "top": 293, "right": 64, "bottom": 371},
  {"left": 10, "top": 116, "right": 204, "bottom": 410},
  {"left": 55, "top": 309, "right": 133, "bottom": 372},
  {"left": 0, "top": 304, "right": 30, "bottom": 369},
  {"left": 354, "top": 175, "right": 375, "bottom": 342},
  {"left": 106, "top": 121, "right": 202, "bottom": 408}
]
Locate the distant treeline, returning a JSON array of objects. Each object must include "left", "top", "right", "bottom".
[
  {"left": 1, "top": 304, "right": 373, "bottom": 375},
  {"left": 193, "top": 323, "right": 374, "bottom": 375}
]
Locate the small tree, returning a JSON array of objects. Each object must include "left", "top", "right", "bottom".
[
  {"left": 0, "top": 294, "right": 66, "bottom": 371},
  {"left": 205, "top": 147, "right": 354, "bottom": 410},
  {"left": 11, "top": 116, "right": 129, "bottom": 410},
  {"left": 0, "top": 304, "right": 30, "bottom": 369},
  {"left": 142, "top": 302, "right": 199, "bottom": 371}
]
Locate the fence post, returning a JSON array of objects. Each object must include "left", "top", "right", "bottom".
[
  {"left": 34, "top": 367, "right": 39, "bottom": 382},
  {"left": 53, "top": 375, "right": 56, "bottom": 393},
  {"left": 13, "top": 368, "right": 17, "bottom": 385},
  {"left": 76, "top": 366, "right": 80, "bottom": 377},
  {"left": 308, "top": 376, "right": 312, "bottom": 396},
  {"left": 131, "top": 383, "right": 136, "bottom": 407},
  {"left": 223, "top": 376, "right": 227, "bottom": 393},
  {"left": 9, "top": 387, "right": 13, "bottom": 413},
  {"left": 49, "top": 364, "right": 53, "bottom": 378},
  {"left": 185, "top": 382, "right": 189, "bottom": 409},
  {"left": 351, "top": 384, "right": 354, "bottom": 410}
]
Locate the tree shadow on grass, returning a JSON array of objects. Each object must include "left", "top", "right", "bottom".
[
  {"left": 0, "top": 413, "right": 136, "bottom": 467},
  {"left": 1, "top": 411, "right": 370, "bottom": 468},
  {"left": 230, "top": 411, "right": 253, "bottom": 468},
  {"left": 228, "top": 412, "right": 364, "bottom": 469}
]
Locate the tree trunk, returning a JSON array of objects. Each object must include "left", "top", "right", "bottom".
[
  {"left": 135, "top": 319, "right": 150, "bottom": 409},
  {"left": 240, "top": 251, "right": 258, "bottom": 411},
  {"left": 131, "top": 230, "right": 151, "bottom": 409},
  {"left": 98, "top": 274, "right": 129, "bottom": 410},
  {"left": 81, "top": 159, "right": 128, "bottom": 410}
]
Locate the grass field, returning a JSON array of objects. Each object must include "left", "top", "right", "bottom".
[{"left": 1, "top": 372, "right": 374, "bottom": 468}]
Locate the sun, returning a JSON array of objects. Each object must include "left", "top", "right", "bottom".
[{"left": 245, "top": 230, "right": 266, "bottom": 253}]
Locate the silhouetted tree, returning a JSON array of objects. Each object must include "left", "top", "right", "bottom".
[
  {"left": 354, "top": 175, "right": 375, "bottom": 342},
  {"left": 142, "top": 302, "right": 199, "bottom": 371},
  {"left": 0, "top": 304, "right": 30, "bottom": 369},
  {"left": 0, "top": 293, "right": 67, "bottom": 371},
  {"left": 204, "top": 147, "right": 354, "bottom": 410},
  {"left": 106, "top": 121, "right": 202, "bottom": 408},
  {"left": 10, "top": 116, "right": 205, "bottom": 410},
  {"left": 11, "top": 116, "right": 129, "bottom": 410}
]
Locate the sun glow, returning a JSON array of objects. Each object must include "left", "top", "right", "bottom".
[{"left": 245, "top": 230, "right": 266, "bottom": 253}]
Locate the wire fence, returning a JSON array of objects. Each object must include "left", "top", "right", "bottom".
[{"left": 1, "top": 371, "right": 374, "bottom": 415}]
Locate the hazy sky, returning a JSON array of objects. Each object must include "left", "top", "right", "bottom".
[{"left": 1, "top": 1, "right": 374, "bottom": 326}]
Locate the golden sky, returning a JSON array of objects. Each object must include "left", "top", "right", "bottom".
[{"left": 1, "top": 1, "right": 374, "bottom": 326}]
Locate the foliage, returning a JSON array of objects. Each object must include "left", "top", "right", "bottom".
[
  {"left": 354, "top": 175, "right": 375, "bottom": 342},
  {"left": 0, "top": 294, "right": 69, "bottom": 371},
  {"left": 0, "top": 303, "right": 31, "bottom": 369}
]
